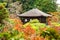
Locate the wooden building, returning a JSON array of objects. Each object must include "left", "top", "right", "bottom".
[{"left": 18, "top": 8, "right": 52, "bottom": 24}]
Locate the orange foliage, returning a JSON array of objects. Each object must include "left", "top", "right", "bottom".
[
  {"left": 14, "top": 24, "right": 22, "bottom": 32},
  {"left": 40, "top": 27, "right": 47, "bottom": 31},
  {"left": 23, "top": 24, "right": 35, "bottom": 36},
  {"left": 13, "top": 18, "right": 23, "bottom": 32},
  {"left": 14, "top": 18, "right": 23, "bottom": 25}
]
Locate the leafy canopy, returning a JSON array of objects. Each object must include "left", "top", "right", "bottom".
[
  {"left": 20, "top": 0, "right": 57, "bottom": 13},
  {"left": 0, "top": 3, "right": 9, "bottom": 24}
]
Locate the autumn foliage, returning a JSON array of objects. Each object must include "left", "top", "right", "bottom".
[{"left": 13, "top": 18, "right": 23, "bottom": 32}]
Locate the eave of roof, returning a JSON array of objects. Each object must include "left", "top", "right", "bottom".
[{"left": 18, "top": 8, "right": 52, "bottom": 17}]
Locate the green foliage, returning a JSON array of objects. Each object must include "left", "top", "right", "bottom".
[
  {"left": 23, "top": 19, "right": 46, "bottom": 31},
  {"left": 40, "top": 28, "right": 60, "bottom": 40},
  {"left": 34, "top": 0, "right": 57, "bottom": 13},
  {"left": 0, "top": 30, "right": 19, "bottom": 40},
  {"left": 0, "top": 3, "right": 9, "bottom": 24},
  {"left": 20, "top": 0, "right": 57, "bottom": 13},
  {"left": 20, "top": 0, "right": 35, "bottom": 12},
  {"left": 0, "top": 32, "right": 11, "bottom": 40},
  {"left": 0, "top": 0, "right": 57, "bottom": 13}
]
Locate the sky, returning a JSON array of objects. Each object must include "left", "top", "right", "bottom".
[{"left": 57, "top": 0, "right": 60, "bottom": 4}]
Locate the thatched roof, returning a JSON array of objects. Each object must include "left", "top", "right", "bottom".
[{"left": 18, "top": 8, "right": 52, "bottom": 17}]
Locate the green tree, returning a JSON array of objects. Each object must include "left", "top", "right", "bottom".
[
  {"left": 0, "top": 3, "right": 9, "bottom": 24},
  {"left": 20, "top": 0, "right": 57, "bottom": 13}
]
